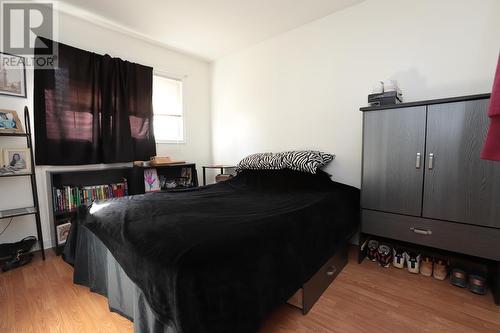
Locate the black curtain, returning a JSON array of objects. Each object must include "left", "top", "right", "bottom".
[{"left": 34, "top": 38, "right": 156, "bottom": 165}]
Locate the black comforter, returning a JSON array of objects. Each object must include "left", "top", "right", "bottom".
[{"left": 66, "top": 169, "right": 359, "bottom": 333}]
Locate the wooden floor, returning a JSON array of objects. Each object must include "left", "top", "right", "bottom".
[{"left": 1, "top": 249, "right": 499, "bottom": 333}]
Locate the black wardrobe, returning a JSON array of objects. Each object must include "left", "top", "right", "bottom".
[{"left": 359, "top": 93, "right": 500, "bottom": 304}]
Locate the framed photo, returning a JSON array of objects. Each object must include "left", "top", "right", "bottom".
[
  {"left": 0, "top": 52, "right": 26, "bottom": 98},
  {"left": 2, "top": 148, "right": 31, "bottom": 173},
  {"left": 180, "top": 167, "right": 192, "bottom": 185},
  {"left": 56, "top": 221, "right": 72, "bottom": 245},
  {"left": 144, "top": 168, "right": 161, "bottom": 192},
  {"left": 0, "top": 109, "right": 24, "bottom": 134}
]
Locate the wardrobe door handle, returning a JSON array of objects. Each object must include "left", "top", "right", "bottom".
[
  {"left": 415, "top": 153, "right": 421, "bottom": 169},
  {"left": 410, "top": 227, "right": 432, "bottom": 235},
  {"left": 428, "top": 153, "right": 434, "bottom": 170}
]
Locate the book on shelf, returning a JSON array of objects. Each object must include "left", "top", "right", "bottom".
[{"left": 52, "top": 179, "right": 128, "bottom": 213}]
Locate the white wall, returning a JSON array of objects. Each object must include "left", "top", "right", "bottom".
[
  {"left": 211, "top": 0, "right": 500, "bottom": 188},
  {"left": 0, "top": 11, "right": 211, "bottom": 249},
  {"left": 3, "top": 0, "right": 500, "bottom": 250}
]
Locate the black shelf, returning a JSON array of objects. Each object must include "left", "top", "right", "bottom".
[
  {"left": 135, "top": 163, "right": 196, "bottom": 169},
  {"left": 0, "top": 173, "right": 34, "bottom": 178},
  {"left": 161, "top": 186, "right": 194, "bottom": 192},
  {"left": 48, "top": 167, "right": 138, "bottom": 255},
  {"left": 0, "top": 207, "right": 37, "bottom": 219},
  {"left": 54, "top": 209, "right": 78, "bottom": 217},
  {"left": 132, "top": 163, "right": 199, "bottom": 192},
  {"left": 0, "top": 107, "right": 45, "bottom": 260},
  {"left": 48, "top": 163, "right": 199, "bottom": 255},
  {"left": 0, "top": 132, "right": 29, "bottom": 137}
]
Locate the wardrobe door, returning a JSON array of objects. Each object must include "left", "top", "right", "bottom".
[
  {"left": 423, "top": 99, "right": 500, "bottom": 228},
  {"left": 362, "top": 106, "right": 426, "bottom": 216}
]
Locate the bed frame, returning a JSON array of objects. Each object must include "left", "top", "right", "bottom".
[{"left": 287, "top": 240, "right": 349, "bottom": 314}]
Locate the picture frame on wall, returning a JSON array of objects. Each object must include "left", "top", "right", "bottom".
[
  {"left": 0, "top": 109, "right": 24, "bottom": 134},
  {"left": 2, "top": 148, "right": 31, "bottom": 174},
  {"left": 0, "top": 52, "right": 27, "bottom": 98}
]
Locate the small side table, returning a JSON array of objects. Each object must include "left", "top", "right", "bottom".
[{"left": 202, "top": 165, "right": 236, "bottom": 185}]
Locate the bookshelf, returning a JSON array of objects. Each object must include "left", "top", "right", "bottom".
[
  {"left": 130, "top": 163, "right": 198, "bottom": 192},
  {"left": 0, "top": 107, "right": 45, "bottom": 260},
  {"left": 47, "top": 163, "right": 198, "bottom": 255},
  {"left": 47, "top": 167, "right": 136, "bottom": 255}
]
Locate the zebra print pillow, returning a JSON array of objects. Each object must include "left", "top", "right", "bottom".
[
  {"left": 236, "top": 151, "right": 334, "bottom": 174},
  {"left": 281, "top": 151, "right": 334, "bottom": 174},
  {"left": 236, "top": 152, "right": 285, "bottom": 171}
]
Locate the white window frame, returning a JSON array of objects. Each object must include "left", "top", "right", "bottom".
[{"left": 153, "top": 72, "right": 186, "bottom": 144}]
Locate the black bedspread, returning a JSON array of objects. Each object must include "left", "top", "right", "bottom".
[{"left": 66, "top": 169, "right": 359, "bottom": 333}]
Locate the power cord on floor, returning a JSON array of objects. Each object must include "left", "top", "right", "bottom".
[{"left": 0, "top": 218, "right": 13, "bottom": 237}]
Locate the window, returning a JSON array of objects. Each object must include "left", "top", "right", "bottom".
[{"left": 152, "top": 75, "right": 184, "bottom": 142}]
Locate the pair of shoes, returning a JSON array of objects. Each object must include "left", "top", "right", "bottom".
[
  {"left": 469, "top": 275, "right": 487, "bottom": 295},
  {"left": 393, "top": 249, "right": 422, "bottom": 274},
  {"left": 393, "top": 248, "right": 406, "bottom": 269},
  {"left": 377, "top": 244, "right": 392, "bottom": 268},
  {"left": 405, "top": 252, "right": 421, "bottom": 274},
  {"left": 433, "top": 258, "right": 448, "bottom": 280},
  {"left": 365, "top": 240, "right": 392, "bottom": 268},
  {"left": 450, "top": 268, "right": 468, "bottom": 287},
  {"left": 420, "top": 256, "right": 448, "bottom": 279},
  {"left": 420, "top": 255, "right": 433, "bottom": 276},
  {"left": 367, "top": 240, "right": 379, "bottom": 262},
  {"left": 450, "top": 269, "right": 487, "bottom": 295}
]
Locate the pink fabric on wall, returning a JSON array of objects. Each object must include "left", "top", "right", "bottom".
[{"left": 481, "top": 54, "right": 500, "bottom": 161}]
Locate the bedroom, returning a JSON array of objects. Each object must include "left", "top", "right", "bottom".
[{"left": 0, "top": 0, "right": 499, "bottom": 332}]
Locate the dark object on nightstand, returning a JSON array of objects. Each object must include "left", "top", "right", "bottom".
[
  {"left": 202, "top": 165, "right": 236, "bottom": 185},
  {"left": 215, "top": 174, "right": 233, "bottom": 183}
]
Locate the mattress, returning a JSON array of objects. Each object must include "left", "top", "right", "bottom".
[
  {"left": 71, "top": 224, "right": 175, "bottom": 332},
  {"left": 64, "top": 169, "right": 360, "bottom": 333}
]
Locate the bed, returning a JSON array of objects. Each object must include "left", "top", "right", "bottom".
[{"left": 64, "top": 168, "right": 360, "bottom": 333}]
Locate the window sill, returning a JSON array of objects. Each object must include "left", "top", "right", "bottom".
[{"left": 156, "top": 140, "right": 185, "bottom": 144}]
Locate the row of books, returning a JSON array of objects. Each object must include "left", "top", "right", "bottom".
[{"left": 52, "top": 180, "right": 128, "bottom": 213}]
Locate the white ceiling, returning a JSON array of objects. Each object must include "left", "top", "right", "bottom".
[{"left": 58, "top": 0, "right": 364, "bottom": 61}]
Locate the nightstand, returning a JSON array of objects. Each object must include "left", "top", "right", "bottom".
[{"left": 202, "top": 165, "right": 236, "bottom": 185}]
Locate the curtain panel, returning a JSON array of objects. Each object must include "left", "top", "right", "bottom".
[
  {"left": 481, "top": 54, "right": 500, "bottom": 161},
  {"left": 34, "top": 38, "right": 156, "bottom": 165}
]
